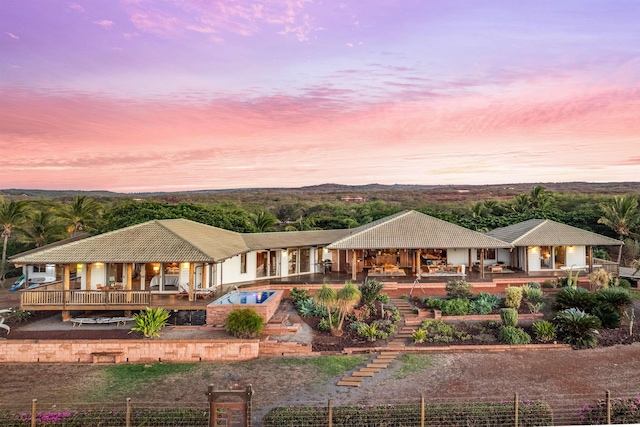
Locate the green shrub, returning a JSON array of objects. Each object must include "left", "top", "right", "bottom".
[
  {"left": 445, "top": 280, "right": 473, "bottom": 299},
  {"left": 262, "top": 401, "right": 553, "bottom": 427},
  {"left": 0, "top": 308, "right": 33, "bottom": 324},
  {"left": 359, "top": 278, "right": 384, "bottom": 305},
  {"left": 532, "top": 320, "right": 556, "bottom": 342},
  {"left": 376, "top": 293, "right": 390, "bottom": 304},
  {"left": 526, "top": 301, "right": 545, "bottom": 314},
  {"left": 526, "top": 281, "right": 541, "bottom": 289},
  {"left": 418, "top": 319, "right": 471, "bottom": 343},
  {"left": 523, "top": 287, "right": 544, "bottom": 303},
  {"left": 289, "top": 286, "right": 309, "bottom": 303},
  {"left": 553, "top": 287, "right": 597, "bottom": 312},
  {"left": 470, "top": 299, "right": 493, "bottom": 315},
  {"left": 386, "top": 306, "right": 402, "bottom": 323},
  {"left": 318, "top": 317, "right": 331, "bottom": 331},
  {"left": 412, "top": 328, "right": 427, "bottom": 343},
  {"left": 542, "top": 279, "right": 557, "bottom": 288},
  {"left": 130, "top": 307, "right": 170, "bottom": 338},
  {"left": 441, "top": 298, "right": 470, "bottom": 316},
  {"left": 500, "top": 308, "right": 518, "bottom": 327},
  {"left": 504, "top": 287, "right": 523, "bottom": 309},
  {"left": 424, "top": 297, "right": 446, "bottom": 310},
  {"left": 596, "top": 287, "right": 632, "bottom": 313},
  {"left": 225, "top": 308, "right": 264, "bottom": 338},
  {"left": 553, "top": 308, "right": 601, "bottom": 348},
  {"left": 1, "top": 408, "right": 209, "bottom": 426},
  {"left": 590, "top": 302, "right": 621, "bottom": 329},
  {"left": 475, "top": 292, "right": 501, "bottom": 309},
  {"left": 614, "top": 278, "right": 632, "bottom": 289},
  {"left": 498, "top": 326, "right": 531, "bottom": 344}
]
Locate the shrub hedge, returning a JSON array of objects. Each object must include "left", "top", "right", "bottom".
[
  {"left": 262, "top": 401, "right": 553, "bottom": 427},
  {"left": 580, "top": 396, "right": 640, "bottom": 425},
  {"left": 0, "top": 408, "right": 208, "bottom": 426}
]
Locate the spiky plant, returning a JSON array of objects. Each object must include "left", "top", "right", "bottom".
[
  {"left": 553, "top": 308, "right": 601, "bottom": 348},
  {"left": 130, "top": 307, "right": 170, "bottom": 338}
]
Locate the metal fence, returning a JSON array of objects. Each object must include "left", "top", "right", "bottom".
[{"left": 1, "top": 389, "right": 638, "bottom": 426}]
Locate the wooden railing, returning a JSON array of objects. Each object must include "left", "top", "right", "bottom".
[
  {"left": 21, "top": 290, "right": 151, "bottom": 309},
  {"left": 591, "top": 257, "right": 620, "bottom": 276}
]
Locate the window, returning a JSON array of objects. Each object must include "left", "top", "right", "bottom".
[
  {"left": 32, "top": 264, "right": 47, "bottom": 273},
  {"left": 288, "top": 249, "right": 298, "bottom": 275},
  {"left": 476, "top": 249, "right": 496, "bottom": 260},
  {"left": 299, "top": 248, "right": 310, "bottom": 273},
  {"left": 256, "top": 252, "right": 268, "bottom": 278},
  {"left": 240, "top": 253, "right": 247, "bottom": 274}
]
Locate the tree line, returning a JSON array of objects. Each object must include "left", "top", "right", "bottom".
[{"left": 2, "top": 186, "right": 639, "bottom": 283}]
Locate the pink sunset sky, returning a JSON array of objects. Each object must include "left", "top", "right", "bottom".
[{"left": 1, "top": 0, "right": 639, "bottom": 192}]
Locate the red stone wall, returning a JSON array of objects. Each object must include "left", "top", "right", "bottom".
[{"left": 206, "top": 290, "right": 283, "bottom": 326}]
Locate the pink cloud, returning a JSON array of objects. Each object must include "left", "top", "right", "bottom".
[
  {"left": 94, "top": 20, "right": 115, "bottom": 29},
  {"left": 5, "top": 32, "right": 19, "bottom": 40}
]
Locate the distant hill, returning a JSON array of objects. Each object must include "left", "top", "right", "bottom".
[{"left": 2, "top": 182, "right": 639, "bottom": 204}]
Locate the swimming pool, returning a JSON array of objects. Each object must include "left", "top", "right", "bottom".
[
  {"left": 206, "top": 289, "right": 283, "bottom": 326},
  {"left": 212, "top": 290, "right": 276, "bottom": 305}
]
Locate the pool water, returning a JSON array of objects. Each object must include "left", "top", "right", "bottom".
[{"left": 212, "top": 290, "right": 276, "bottom": 305}]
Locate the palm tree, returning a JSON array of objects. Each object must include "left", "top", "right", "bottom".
[
  {"left": 61, "top": 196, "right": 101, "bottom": 237},
  {"left": 0, "top": 199, "right": 28, "bottom": 282},
  {"left": 20, "top": 210, "right": 67, "bottom": 248},
  {"left": 284, "top": 216, "right": 319, "bottom": 231},
  {"left": 335, "top": 281, "right": 361, "bottom": 333},
  {"left": 249, "top": 211, "right": 278, "bottom": 232},
  {"left": 597, "top": 195, "right": 640, "bottom": 240},
  {"left": 510, "top": 194, "right": 531, "bottom": 214},
  {"left": 529, "top": 186, "right": 554, "bottom": 209}
]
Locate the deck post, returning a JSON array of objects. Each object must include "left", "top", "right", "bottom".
[
  {"left": 189, "top": 262, "right": 195, "bottom": 301},
  {"left": 352, "top": 250, "right": 357, "bottom": 281},
  {"left": 480, "top": 249, "right": 485, "bottom": 279},
  {"left": 86, "top": 263, "right": 92, "bottom": 290},
  {"left": 126, "top": 263, "right": 133, "bottom": 302}
]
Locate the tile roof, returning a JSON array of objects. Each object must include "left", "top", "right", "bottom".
[
  {"left": 11, "top": 219, "right": 249, "bottom": 264},
  {"left": 242, "top": 229, "right": 351, "bottom": 250},
  {"left": 486, "top": 219, "right": 623, "bottom": 246},
  {"left": 327, "top": 210, "right": 511, "bottom": 249}
]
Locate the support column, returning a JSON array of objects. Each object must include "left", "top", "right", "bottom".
[
  {"left": 351, "top": 250, "right": 357, "bottom": 281},
  {"left": 202, "top": 263, "right": 208, "bottom": 289},
  {"left": 85, "top": 264, "right": 92, "bottom": 290},
  {"left": 480, "top": 249, "right": 485, "bottom": 279},
  {"left": 525, "top": 247, "right": 529, "bottom": 274},
  {"left": 189, "top": 262, "right": 195, "bottom": 301},
  {"left": 62, "top": 264, "right": 71, "bottom": 322},
  {"left": 415, "top": 250, "right": 421, "bottom": 276},
  {"left": 588, "top": 246, "right": 593, "bottom": 273}
]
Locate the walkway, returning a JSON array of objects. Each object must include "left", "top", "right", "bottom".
[{"left": 337, "top": 351, "right": 400, "bottom": 387}]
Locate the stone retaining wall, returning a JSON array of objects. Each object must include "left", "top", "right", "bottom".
[
  {"left": 0, "top": 339, "right": 261, "bottom": 364},
  {"left": 206, "top": 290, "right": 283, "bottom": 326}
]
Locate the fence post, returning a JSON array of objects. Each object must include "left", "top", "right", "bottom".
[
  {"left": 206, "top": 384, "right": 214, "bottom": 427},
  {"left": 328, "top": 398, "right": 333, "bottom": 427},
  {"left": 420, "top": 394, "right": 425, "bottom": 427},
  {"left": 514, "top": 393, "right": 519, "bottom": 427},
  {"left": 126, "top": 398, "right": 131, "bottom": 427},
  {"left": 606, "top": 390, "right": 611, "bottom": 425},
  {"left": 31, "top": 399, "right": 37, "bottom": 427}
]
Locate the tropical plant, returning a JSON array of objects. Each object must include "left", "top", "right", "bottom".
[
  {"left": 418, "top": 319, "right": 471, "bottom": 343},
  {"left": 498, "top": 326, "right": 531, "bottom": 344},
  {"left": 318, "top": 317, "right": 331, "bottom": 332},
  {"left": 532, "top": 320, "right": 556, "bottom": 342},
  {"left": 130, "top": 307, "right": 170, "bottom": 338},
  {"left": 225, "top": 308, "right": 264, "bottom": 338},
  {"left": 597, "top": 195, "right": 640, "bottom": 240},
  {"left": 590, "top": 302, "right": 621, "bottom": 329},
  {"left": 595, "top": 287, "right": 632, "bottom": 313},
  {"left": 61, "top": 195, "right": 102, "bottom": 236},
  {"left": 522, "top": 286, "right": 544, "bottom": 303},
  {"left": 504, "top": 287, "right": 523, "bottom": 309},
  {"left": 19, "top": 209, "right": 67, "bottom": 248},
  {"left": 249, "top": 210, "right": 279, "bottom": 232},
  {"left": 314, "top": 282, "right": 337, "bottom": 331},
  {"left": 475, "top": 292, "right": 501, "bottom": 309},
  {"left": 588, "top": 268, "right": 611, "bottom": 292},
  {"left": 470, "top": 299, "right": 493, "bottom": 315},
  {"left": 334, "top": 281, "right": 362, "bottom": 333},
  {"left": 526, "top": 301, "right": 545, "bottom": 314},
  {"left": 412, "top": 328, "right": 427, "bottom": 343},
  {"left": 289, "top": 287, "right": 309, "bottom": 303},
  {"left": 500, "top": 308, "right": 518, "bottom": 327},
  {"left": 358, "top": 278, "right": 384, "bottom": 306},
  {"left": 542, "top": 279, "right": 557, "bottom": 289},
  {"left": 553, "top": 308, "right": 601, "bottom": 348},
  {"left": 559, "top": 267, "right": 581, "bottom": 289},
  {"left": 529, "top": 186, "right": 555, "bottom": 209},
  {"left": 445, "top": 280, "right": 473, "bottom": 299},
  {"left": 0, "top": 199, "right": 28, "bottom": 283},
  {"left": 553, "top": 287, "right": 597, "bottom": 312},
  {"left": 441, "top": 298, "right": 470, "bottom": 316},
  {"left": 296, "top": 297, "right": 318, "bottom": 317}
]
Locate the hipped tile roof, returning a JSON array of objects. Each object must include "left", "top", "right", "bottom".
[
  {"left": 327, "top": 210, "right": 511, "bottom": 249},
  {"left": 486, "top": 219, "right": 623, "bottom": 246}
]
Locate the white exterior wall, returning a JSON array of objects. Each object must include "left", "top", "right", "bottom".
[
  {"left": 447, "top": 248, "right": 468, "bottom": 266},
  {"left": 565, "top": 246, "right": 587, "bottom": 268},
  {"left": 281, "top": 250, "right": 290, "bottom": 277},
  {"left": 221, "top": 255, "right": 244, "bottom": 285},
  {"left": 496, "top": 248, "right": 511, "bottom": 265},
  {"left": 89, "top": 263, "right": 106, "bottom": 289},
  {"left": 528, "top": 247, "right": 542, "bottom": 271},
  {"left": 26, "top": 264, "right": 57, "bottom": 282}
]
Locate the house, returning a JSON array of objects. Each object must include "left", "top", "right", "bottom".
[
  {"left": 10, "top": 211, "right": 623, "bottom": 318},
  {"left": 485, "top": 219, "right": 623, "bottom": 274}
]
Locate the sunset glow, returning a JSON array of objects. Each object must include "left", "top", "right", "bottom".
[{"left": 1, "top": 1, "right": 639, "bottom": 191}]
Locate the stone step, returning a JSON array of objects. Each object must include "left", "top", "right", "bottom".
[
  {"left": 351, "top": 371, "right": 375, "bottom": 377},
  {"left": 360, "top": 367, "right": 382, "bottom": 373},
  {"left": 367, "top": 363, "right": 388, "bottom": 368},
  {"left": 341, "top": 376, "right": 364, "bottom": 382},
  {"left": 380, "top": 351, "right": 400, "bottom": 356},
  {"left": 337, "top": 381, "right": 361, "bottom": 387}
]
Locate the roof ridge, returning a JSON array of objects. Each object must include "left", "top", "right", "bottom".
[
  {"left": 156, "top": 218, "right": 229, "bottom": 260},
  {"left": 334, "top": 210, "right": 411, "bottom": 244},
  {"left": 512, "top": 219, "right": 547, "bottom": 244}
]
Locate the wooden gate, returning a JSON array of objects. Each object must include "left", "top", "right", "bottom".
[{"left": 207, "top": 384, "right": 253, "bottom": 427}]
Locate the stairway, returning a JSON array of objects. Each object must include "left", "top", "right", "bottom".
[
  {"left": 337, "top": 351, "right": 400, "bottom": 387},
  {"left": 387, "top": 297, "right": 430, "bottom": 348}
]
